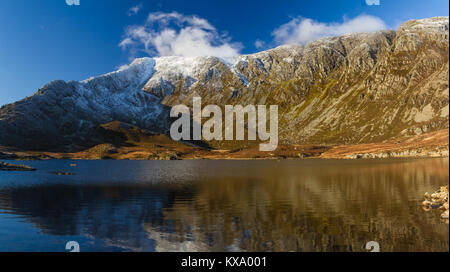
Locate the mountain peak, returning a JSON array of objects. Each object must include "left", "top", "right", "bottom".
[{"left": 399, "top": 16, "right": 449, "bottom": 33}]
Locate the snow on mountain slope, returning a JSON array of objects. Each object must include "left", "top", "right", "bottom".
[
  {"left": 0, "top": 58, "right": 169, "bottom": 150},
  {"left": 144, "top": 56, "right": 214, "bottom": 96},
  {"left": 83, "top": 57, "right": 156, "bottom": 88}
]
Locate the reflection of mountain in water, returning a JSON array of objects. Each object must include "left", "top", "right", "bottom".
[
  {"left": 0, "top": 185, "right": 196, "bottom": 251},
  {"left": 0, "top": 158, "right": 448, "bottom": 252}
]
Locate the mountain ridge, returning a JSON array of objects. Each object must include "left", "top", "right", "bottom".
[{"left": 0, "top": 17, "right": 448, "bottom": 155}]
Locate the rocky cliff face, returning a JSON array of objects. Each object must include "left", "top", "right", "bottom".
[{"left": 0, "top": 17, "right": 448, "bottom": 151}]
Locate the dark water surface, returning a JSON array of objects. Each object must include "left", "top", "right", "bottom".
[{"left": 0, "top": 158, "right": 448, "bottom": 252}]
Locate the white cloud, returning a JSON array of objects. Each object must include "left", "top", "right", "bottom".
[
  {"left": 127, "top": 4, "right": 143, "bottom": 16},
  {"left": 272, "top": 14, "right": 387, "bottom": 45},
  {"left": 254, "top": 39, "right": 266, "bottom": 50},
  {"left": 120, "top": 11, "right": 242, "bottom": 61}
]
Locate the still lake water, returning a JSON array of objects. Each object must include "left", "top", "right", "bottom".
[{"left": 0, "top": 158, "right": 448, "bottom": 252}]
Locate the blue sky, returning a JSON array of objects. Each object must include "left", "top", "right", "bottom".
[{"left": 0, "top": 0, "right": 448, "bottom": 106}]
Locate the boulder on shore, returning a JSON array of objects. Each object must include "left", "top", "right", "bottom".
[
  {"left": 0, "top": 161, "right": 36, "bottom": 171},
  {"left": 423, "top": 185, "right": 449, "bottom": 220}
]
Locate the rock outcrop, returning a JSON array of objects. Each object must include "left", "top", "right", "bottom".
[
  {"left": 0, "top": 161, "right": 36, "bottom": 171},
  {"left": 423, "top": 185, "right": 449, "bottom": 220}
]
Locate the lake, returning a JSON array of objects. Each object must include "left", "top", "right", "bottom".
[{"left": 0, "top": 158, "right": 448, "bottom": 252}]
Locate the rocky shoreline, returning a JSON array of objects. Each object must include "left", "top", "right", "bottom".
[
  {"left": 0, "top": 147, "right": 448, "bottom": 161},
  {"left": 0, "top": 161, "right": 36, "bottom": 171},
  {"left": 1, "top": 124, "right": 447, "bottom": 162},
  {"left": 423, "top": 185, "right": 449, "bottom": 221},
  {"left": 0, "top": 129, "right": 448, "bottom": 161}
]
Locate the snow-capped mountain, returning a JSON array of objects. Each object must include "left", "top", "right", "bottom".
[{"left": 0, "top": 17, "right": 448, "bottom": 151}]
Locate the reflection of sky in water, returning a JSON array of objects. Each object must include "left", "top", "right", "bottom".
[{"left": 0, "top": 158, "right": 448, "bottom": 252}]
